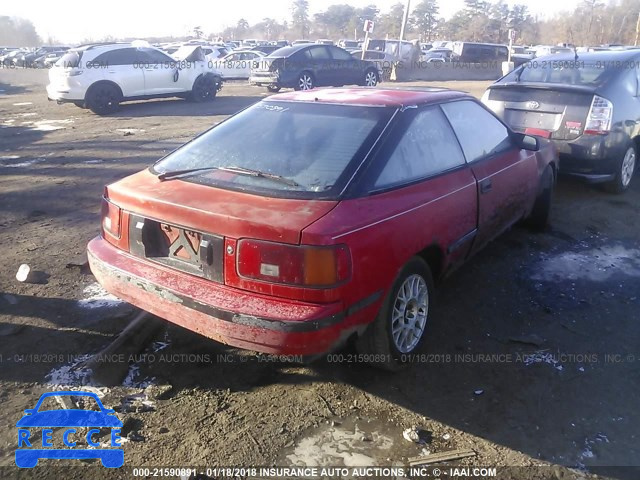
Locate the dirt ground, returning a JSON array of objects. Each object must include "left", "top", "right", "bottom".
[{"left": 1, "top": 68, "right": 639, "bottom": 480}]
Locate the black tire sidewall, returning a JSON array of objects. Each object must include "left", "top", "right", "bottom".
[
  {"left": 87, "top": 84, "right": 120, "bottom": 114},
  {"left": 191, "top": 75, "right": 217, "bottom": 103},
  {"left": 606, "top": 144, "right": 636, "bottom": 193}
]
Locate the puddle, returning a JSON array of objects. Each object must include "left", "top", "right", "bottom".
[
  {"left": 531, "top": 244, "right": 640, "bottom": 282},
  {"left": 77, "top": 282, "right": 124, "bottom": 309},
  {"left": 280, "top": 416, "right": 411, "bottom": 468}
]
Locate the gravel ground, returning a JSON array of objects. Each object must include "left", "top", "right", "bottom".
[{"left": 0, "top": 68, "right": 639, "bottom": 480}]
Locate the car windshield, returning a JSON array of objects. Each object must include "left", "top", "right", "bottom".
[
  {"left": 152, "top": 101, "right": 392, "bottom": 198},
  {"left": 514, "top": 62, "right": 615, "bottom": 86}
]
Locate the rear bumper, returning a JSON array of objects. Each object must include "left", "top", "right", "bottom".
[
  {"left": 552, "top": 133, "right": 622, "bottom": 182},
  {"left": 46, "top": 83, "right": 84, "bottom": 103},
  {"left": 87, "top": 236, "right": 357, "bottom": 356},
  {"left": 249, "top": 73, "right": 280, "bottom": 86}
]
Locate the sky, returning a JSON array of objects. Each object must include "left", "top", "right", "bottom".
[{"left": 2, "top": 0, "right": 578, "bottom": 44}]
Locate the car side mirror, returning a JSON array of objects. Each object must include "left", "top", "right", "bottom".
[{"left": 519, "top": 134, "right": 539, "bottom": 151}]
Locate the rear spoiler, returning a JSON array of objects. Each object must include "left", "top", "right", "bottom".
[{"left": 490, "top": 82, "right": 598, "bottom": 94}]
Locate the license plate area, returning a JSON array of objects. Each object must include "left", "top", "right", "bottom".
[{"left": 128, "top": 214, "right": 223, "bottom": 283}]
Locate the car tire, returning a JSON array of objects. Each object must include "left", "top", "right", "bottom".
[
  {"left": 356, "top": 257, "right": 434, "bottom": 371},
  {"left": 189, "top": 75, "right": 219, "bottom": 103},
  {"left": 362, "top": 68, "right": 379, "bottom": 87},
  {"left": 294, "top": 71, "right": 314, "bottom": 91},
  {"left": 86, "top": 83, "right": 121, "bottom": 115},
  {"left": 267, "top": 85, "right": 281, "bottom": 93},
  {"left": 525, "top": 164, "right": 554, "bottom": 231},
  {"left": 604, "top": 144, "right": 636, "bottom": 194}
]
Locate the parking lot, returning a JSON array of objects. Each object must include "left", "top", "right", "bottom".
[{"left": 1, "top": 68, "right": 639, "bottom": 479}]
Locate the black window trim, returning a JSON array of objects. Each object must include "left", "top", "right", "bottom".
[{"left": 345, "top": 103, "right": 470, "bottom": 198}]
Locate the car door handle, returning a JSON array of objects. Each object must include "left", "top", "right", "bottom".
[{"left": 480, "top": 179, "right": 492, "bottom": 194}]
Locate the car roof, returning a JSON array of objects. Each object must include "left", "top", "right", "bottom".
[
  {"left": 268, "top": 87, "right": 470, "bottom": 107},
  {"left": 539, "top": 49, "right": 640, "bottom": 61}
]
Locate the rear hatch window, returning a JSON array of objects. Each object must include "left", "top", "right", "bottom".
[
  {"left": 510, "top": 62, "right": 614, "bottom": 87},
  {"left": 152, "top": 101, "right": 393, "bottom": 199},
  {"left": 55, "top": 51, "right": 82, "bottom": 68}
]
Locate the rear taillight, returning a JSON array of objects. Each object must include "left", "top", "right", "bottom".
[
  {"left": 101, "top": 197, "right": 122, "bottom": 239},
  {"left": 237, "top": 240, "right": 351, "bottom": 287},
  {"left": 584, "top": 95, "right": 612, "bottom": 135}
]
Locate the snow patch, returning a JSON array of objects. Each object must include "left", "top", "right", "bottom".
[
  {"left": 77, "top": 282, "right": 124, "bottom": 309},
  {"left": 31, "top": 119, "right": 74, "bottom": 132},
  {"left": 532, "top": 245, "right": 640, "bottom": 282},
  {"left": 13, "top": 102, "right": 33, "bottom": 106},
  {"left": 287, "top": 424, "right": 393, "bottom": 467},
  {"left": 2, "top": 157, "right": 47, "bottom": 168},
  {"left": 522, "top": 350, "right": 564, "bottom": 371}
]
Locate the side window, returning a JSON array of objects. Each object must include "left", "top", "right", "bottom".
[
  {"left": 375, "top": 107, "right": 466, "bottom": 188},
  {"left": 329, "top": 46, "right": 353, "bottom": 61},
  {"left": 90, "top": 52, "right": 110, "bottom": 67},
  {"left": 309, "top": 46, "right": 331, "bottom": 60},
  {"left": 292, "top": 49, "right": 312, "bottom": 62},
  {"left": 105, "top": 48, "right": 140, "bottom": 66},
  {"left": 441, "top": 100, "right": 512, "bottom": 162},
  {"left": 139, "top": 48, "right": 173, "bottom": 64}
]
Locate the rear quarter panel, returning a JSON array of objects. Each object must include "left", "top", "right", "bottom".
[{"left": 301, "top": 168, "right": 478, "bottom": 318}]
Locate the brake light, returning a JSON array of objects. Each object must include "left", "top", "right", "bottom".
[
  {"left": 101, "top": 196, "right": 122, "bottom": 239},
  {"left": 584, "top": 95, "right": 612, "bottom": 135},
  {"left": 237, "top": 240, "right": 351, "bottom": 287}
]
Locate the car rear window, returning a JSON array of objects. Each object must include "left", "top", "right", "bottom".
[
  {"left": 514, "top": 62, "right": 615, "bottom": 86},
  {"left": 55, "top": 51, "right": 82, "bottom": 68},
  {"left": 152, "top": 101, "right": 393, "bottom": 199}
]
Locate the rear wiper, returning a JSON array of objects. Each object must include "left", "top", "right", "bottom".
[
  {"left": 156, "top": 165, "right": 300, "bottom": 187},
  {"left": 156, "top": 166, "right": 221, "bottom": 181},
  {"left": 217, "top": 166, "right": 300, "bottom": 187}
]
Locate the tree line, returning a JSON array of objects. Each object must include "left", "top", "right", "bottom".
[{"left": 220, "top": 0, "right": 640, "bottom": 47}]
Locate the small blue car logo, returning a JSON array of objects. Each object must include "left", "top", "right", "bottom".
[{"left": 16, "top": 391, "right": 123, "bottom": 468}]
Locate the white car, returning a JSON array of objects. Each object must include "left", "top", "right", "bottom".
[
  {"left": 211, "top": 50, "right": 265, "bottom": 80},
  {"left": 46, "top": 43, "right": 223, "bottom": 115}
]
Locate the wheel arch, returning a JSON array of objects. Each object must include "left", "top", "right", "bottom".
[{"left": 416, "top": 244, "right": 445, "bottom": 284}]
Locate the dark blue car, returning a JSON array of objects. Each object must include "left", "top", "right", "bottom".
[
  {"left": 249, "top": 44, "right": 379, "bottom": 92},
  {"left": 15, "top": 391, "right": 123, "bottom": 468}
]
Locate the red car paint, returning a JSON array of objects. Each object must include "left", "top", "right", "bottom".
[{"left": 88, "top": 87, "right": 558, "bottom": 356}]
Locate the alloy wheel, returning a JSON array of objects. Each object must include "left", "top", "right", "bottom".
[
  {"left": 391, "top": 274, "right": 429, "bottom": 353},
  {"left": 365, "top": 71, "right": 378, "bottom": 86},
  {"left": 621, "top": 147, "right": 636, "bottom": 187},
  {"left": 299, "top": 74, "right": 313, "bottom": 90}
]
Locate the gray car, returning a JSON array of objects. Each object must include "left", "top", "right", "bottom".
[{"left": 482, "top": 50, "right": 639, "bottom": 193}]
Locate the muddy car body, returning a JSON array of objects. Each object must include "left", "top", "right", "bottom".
[{"left": 88, "top": 88, "right": 558, "bottom": 367}]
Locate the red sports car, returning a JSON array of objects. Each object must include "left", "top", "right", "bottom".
[{"left": 88, "top": 87, "right": 558, "bottom": 369}]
